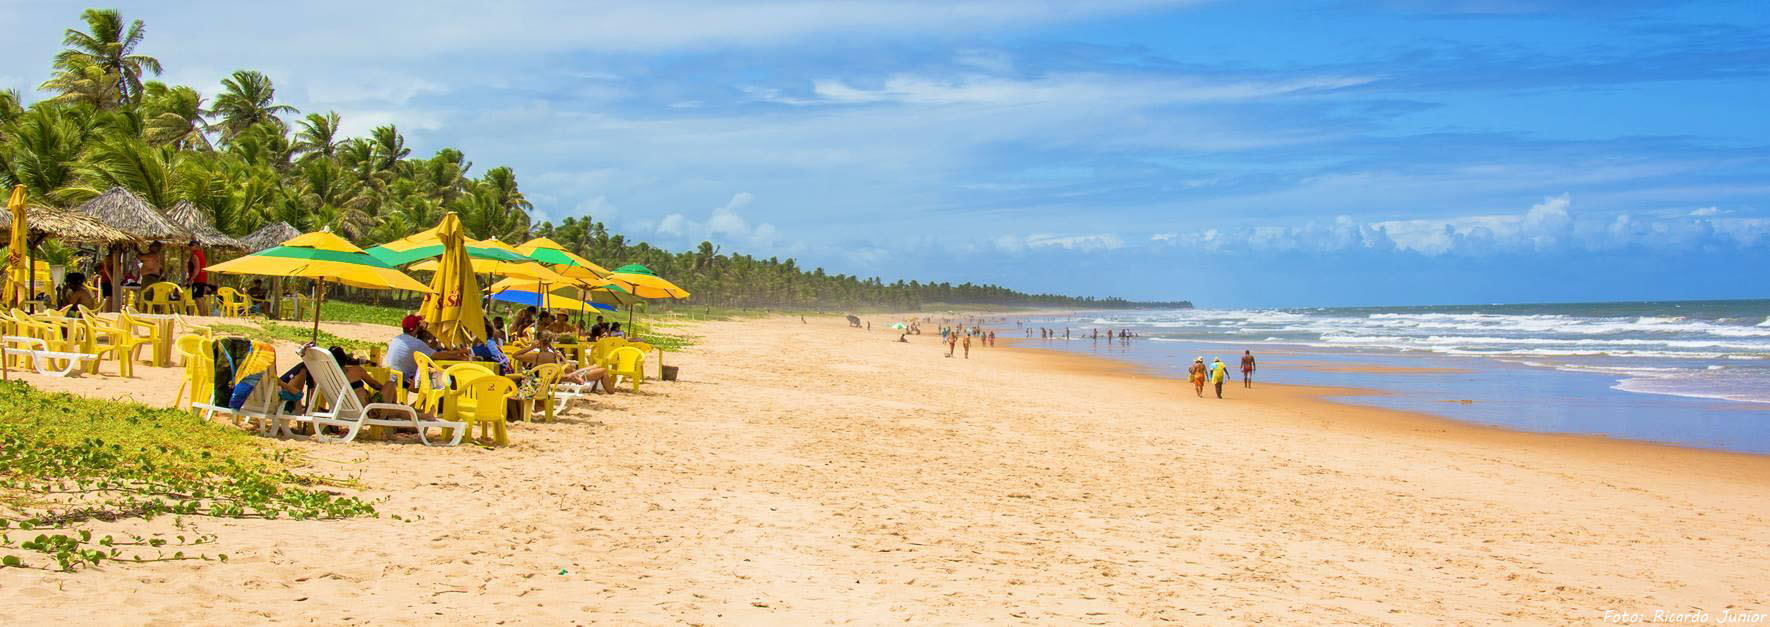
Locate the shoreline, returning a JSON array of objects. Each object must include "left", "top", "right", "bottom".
[{"left": 993, "top": 335, "right": 1770, "bottom": 485}]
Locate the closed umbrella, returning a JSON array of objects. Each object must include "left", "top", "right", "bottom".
[
  {"left": 206, "top": 230, "right": 431, "bottom": 342},
  {"left": 3, "top": 186, "right": 28, "bottom": 309},
  {"left": 416, "top": 213, "right": 482, "bottom": 347}
]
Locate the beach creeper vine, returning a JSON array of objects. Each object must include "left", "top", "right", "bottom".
[{"left": 0, "top": 381, "right": 377, "bottom": 572}]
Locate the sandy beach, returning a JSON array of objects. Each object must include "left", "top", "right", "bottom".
[{"left": 2, "top": 314, "right": 1767, "bottom": 624}]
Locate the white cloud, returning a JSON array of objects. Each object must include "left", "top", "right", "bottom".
[
  {"left": 652, "top": 192, "right": 781, "bottom": 249},
  {"left": 1148, "top": 195, "right": 1770, "bottom": 256},
  {"left": 995, "top": 233, "right": 1124, "bottom": 253},
  {"left": 797, "top": 72, "right": 1371, "bottom": 107}
]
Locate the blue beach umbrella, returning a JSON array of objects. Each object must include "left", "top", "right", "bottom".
[{"left": 490, "top": 289, "right": 615, "bottom": 311}]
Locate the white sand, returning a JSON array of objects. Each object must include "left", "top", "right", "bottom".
[{"left": 1, "top": 315, "right": 1766, "bottom": 624}]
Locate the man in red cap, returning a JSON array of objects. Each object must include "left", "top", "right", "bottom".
[{"left": 383, "top": 314, "right": 470, "bottom": 384}]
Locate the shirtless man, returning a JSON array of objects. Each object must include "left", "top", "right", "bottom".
[{"left": 139, "top": 242, "right": 165, "bottom": 284}]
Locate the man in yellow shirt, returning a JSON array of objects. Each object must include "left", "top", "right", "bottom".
[{"left": 1210, "top": 358, "right": 1229, "bottom": 399}]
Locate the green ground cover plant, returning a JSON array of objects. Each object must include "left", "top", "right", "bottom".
[{"left": 0, "top": 381, "right": 375, "bottom": 572}]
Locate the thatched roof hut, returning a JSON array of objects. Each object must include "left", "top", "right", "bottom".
[
  {"left": 166, "top": 201, "right": 247, "bottom": 250},
  {"left": 72, "top": 186, "right": 191, "bottom": 242},
  {"left": 241, "top": 221, "right": 301, "bottom": 252},
  {"left": 0, "top": 205, "right": 139, "bottom": 245}
]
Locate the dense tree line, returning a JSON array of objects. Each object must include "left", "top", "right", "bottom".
[{"left": 1, "top": 9, "right": 1186, "bottom": 311}]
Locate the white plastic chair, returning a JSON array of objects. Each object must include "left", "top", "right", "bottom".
[{"left": 298, "top": 346, "right": 465, "bottom": 446}]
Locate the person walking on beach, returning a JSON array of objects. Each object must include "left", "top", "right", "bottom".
[
  {"left": 1241, "top": 351, "right": 1256, "bottom": 388},
  {"left": 962, "top": 332, "right": 972, "bottom": 359},
  {"left": 1188, "top": 357, "right": 1207, "bottom": 397},
  {"left": 1210, "top": 358, "right": 1229, "bottom": 399},
  {"left": 946, "top": 332, "right": 957, "bottom": 358},
  {"left": 988, "top": 331, "right": 995, "bottom": 347}
]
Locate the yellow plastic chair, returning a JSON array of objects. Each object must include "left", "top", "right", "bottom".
[
  {"left": 82, "top": 306, "right": 152, "bottom": 373},
  {"left": 410, "top": 352, "right": 447, "bottom": 415},
  {"left": 605, "top": 346, "right": 645, "bottom": 392},
  {"left": 517, "top": 363, "right": 562, "bottom": 423},
  {"left": 140, "top": 282, "right": 184, "bottom": 315},
  {"left": 174, "top": 313, "right": 214, "bottom": 341},
  {"left": 216, "top": 287, "right": 252, "bottom": 318},
  {"left": 171, "top": 335, "right": 215, "bottom": 411},
  {"left": 448, "top": 376, "right": 516, "bottom": 446},
  {"left": 117, "top": 309, "right": 168, "bottom": 366},
  {"left": 77, "top": 312, "right": 148, "bottom": 377},
  {"left": 589, "top": 337, "right": 626, "bottom": 367}
]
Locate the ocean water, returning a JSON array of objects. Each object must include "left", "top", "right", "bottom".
[{"left": 1006, "top": 300, "right": 1770, "bottom": 454}]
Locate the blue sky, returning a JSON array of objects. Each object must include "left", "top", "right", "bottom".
[{"left": 3, "top": 0, "right": 1767, "bottom": 307}]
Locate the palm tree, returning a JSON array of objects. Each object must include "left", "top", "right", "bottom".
[
  {"left": 294, "top": 111, "right": 343, "bottom": 160},
  {"left": 1, "top": 104, "right": 95, "bottom": 204},
  {"left": 209, "top": 70, "right": 297, "bottom": 141},
  {"left": 38, "top": 56, "right": 115, "bottom": 109},
  {"left": 76, "top": 135, "right": 184, "bottom": 210},
  {"left": 0, "top": 90, "right": 21, "bottom": 126},
  {"left": 53, "top": 9, "right": 162, "bottom": 105},
  {"left": 369, "top": 124, "right": 410, "bottom": 170},
  {"left": 142, "top": 83, "right": 213, "bottom": 150},
  {"left": 481, "top": 166, "right": 531, "bottom": 212}
]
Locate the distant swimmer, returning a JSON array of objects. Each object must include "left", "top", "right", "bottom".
[{"left": 1241, "top": 350, "right": 1256, "bottom": 388}]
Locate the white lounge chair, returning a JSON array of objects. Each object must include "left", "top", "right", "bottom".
[
  {"left": 3, "top": 335, "right": 97, "bottom": 377},
  {"left": 297, "top": 346, "right": 465, "bottom": 446}
]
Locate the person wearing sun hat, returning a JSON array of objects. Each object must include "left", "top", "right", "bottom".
[
  {"left": 383, "top": 314, "right": 471, "bottom": 384},
  {"left": 1188, "top": 356, "right": 1208, "bottom": 398}
]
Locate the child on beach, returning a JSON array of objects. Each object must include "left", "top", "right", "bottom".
[{"left": 1189, "top": 357, "right": 1207, "bottom": 397}]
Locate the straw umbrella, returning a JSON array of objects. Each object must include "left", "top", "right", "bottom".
[
  {"left": 240, "top": 222, "right": 302, "bottom": 319},
  {"left": 73, "top": 187, "right": 192, "bottom": 311},
  {"left": 241, "top": 222, "right": 302, "bottom": 252},
  {"left": 206, "top": 230, "right": 432, "bottom": 342},
  {"left": 0, "top": 187, "right": 140, "bottom": 310},
  {"left": 166, "top": 201, "right": 247, "bottom": 251},
  {"left": 415, "top": 213, "right": 483, "bottom": 347}
]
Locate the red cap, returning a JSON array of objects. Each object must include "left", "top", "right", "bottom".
[{"left": 401, "top": 314, "right": 423, "bottom": 333}]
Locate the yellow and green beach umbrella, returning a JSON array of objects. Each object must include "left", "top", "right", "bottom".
[
  {"left": 365, "top": 227, "right": 532, "bottom": 267},
  {"left": 206, "top": 230, "right": 431, "bottom": 341},
  {"left": 605, "top": 264, "right": 690, "bottom": 300},
  {"left": 516, "top": 237, "right": 614, "bottom": 277}
]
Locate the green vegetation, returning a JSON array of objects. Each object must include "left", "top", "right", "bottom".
[
  {"left": 209, "top": 321, "right": 377, "bottom": 354},
  {"left": 1, "top": 8, "right": 1184, "bottom": 313},
  {"left": 0, "top": 381, "right": 375, "bottom": 571},
  {"left": 315, "top": 301, "right": 408, "bottom": 326}
]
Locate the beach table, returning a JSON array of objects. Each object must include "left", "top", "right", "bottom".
[{"left": 129, "top": 313, "right": 177, "bottom": 367}]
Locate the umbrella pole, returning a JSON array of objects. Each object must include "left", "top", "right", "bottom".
[{"left": 311, "top": 278, "right": 324, "bottom": 343}]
